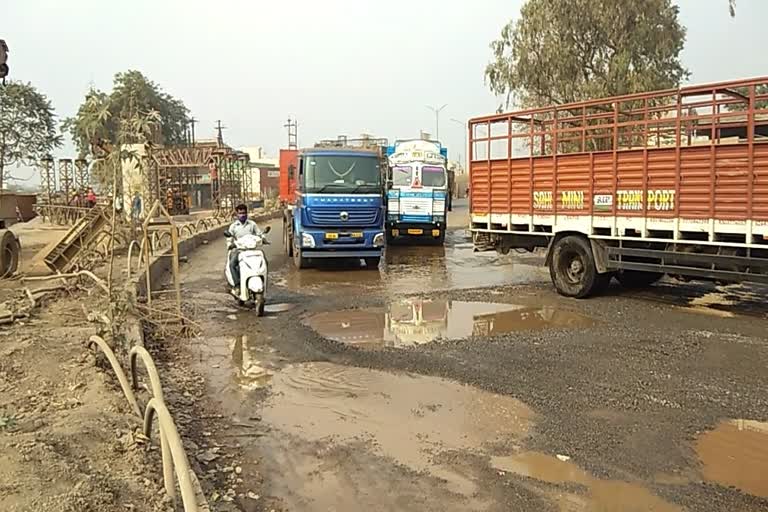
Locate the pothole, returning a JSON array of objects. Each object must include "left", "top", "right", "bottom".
[
  {"left": 492, "top": 452, "right": 681, "bottom": 511},
  {"left": 259, "top": 361, "right": 534, "bottom": 499},
  {"left": 305, "top": 298, "right": 594, "bottom": 348},
  {"left": 695, "top": 418, "right": 768, "bottom": 498}
]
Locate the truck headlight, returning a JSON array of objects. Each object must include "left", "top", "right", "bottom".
[
  {"left": 373, "top": 233, "right": 385, "bottom": 247},
  {"left": 301, "top": 232, "right": 315, "bottom": 248}
]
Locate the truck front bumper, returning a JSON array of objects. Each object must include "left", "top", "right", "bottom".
[
  {"left": 386, "top": 221, "right": 444, "bottom": 240},
  {"left": 298, "top": 228, "right": 385, "bottom": 257}
]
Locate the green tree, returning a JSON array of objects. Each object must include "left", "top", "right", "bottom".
[
  {"left": 485, "top": 0, "right": 689, "bottom": 110},
  {"left": 0, "top": 81, "right": 62, "bottom": 192},
  {"left": 64, "top": 70, "right": 189, "bottom": 160}
]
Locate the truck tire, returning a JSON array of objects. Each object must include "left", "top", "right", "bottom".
[
  {"left": 292, "top": 239, "right": 309, "bottom": 269},
  {"left": 283, "top": 219, "right": 294, "bottom": 257},
  {"left": 616, "top": 270, "right": 663, "bottom": 289},
  {"left": 0, "top": 230, "right": 21, "bottom": 278},
  {"left": 549, "top": 235, "right": 609, "bottom": 298},
  {"left": 364, "top": 257, "right": 381, "bottom": 269}
]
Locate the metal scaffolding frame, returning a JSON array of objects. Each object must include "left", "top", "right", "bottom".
[
  {"left": 74, "top": 158, "right": 89, "bottom": 192},
  {"left": 58, "top": 159, "right": 74, "bottom": 201},
  {"left": 40, "top": 157, "right": 56, "bottom": 205}
]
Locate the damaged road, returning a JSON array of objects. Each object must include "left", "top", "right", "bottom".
[{"left": 171, "top": 200, "right": 768, "bottom": 512}]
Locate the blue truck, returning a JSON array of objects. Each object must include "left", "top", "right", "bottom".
[{"left": 280, "top": 137, "right": 388, "bottom": 269}]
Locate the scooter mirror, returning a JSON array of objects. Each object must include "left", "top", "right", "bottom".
[{"left": 263, "top": 225, "right": 272, "bottom": 234}]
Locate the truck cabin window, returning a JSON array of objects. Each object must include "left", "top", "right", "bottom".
[
  {"left": 304, "top": 155, "right": 381, "bottom": 193},
  {"left": 421, "top": 166, "right": 446, "bottom": 187},
  {"left": 392, "top": 166, "right": 412, "bottom": 186}
]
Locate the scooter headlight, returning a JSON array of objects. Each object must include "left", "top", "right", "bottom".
[
  {"left": 301, "top": 232, "right": 315, "bottom": 248},
  {"left": 373, "top": 232, "right": 385, "bottom": 247}
]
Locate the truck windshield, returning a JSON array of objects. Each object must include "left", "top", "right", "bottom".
[
  {"left": 305, "top": 155, "right": 381, "bottom": 193},
  {"left": 422, "top": 166, "right": 446, "bottom": 187},
  {"left": 392, "top": 166, "right": 412, "bottom": 186}
]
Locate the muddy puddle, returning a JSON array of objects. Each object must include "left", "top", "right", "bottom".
[
  {"left": 695, "top": 418, "right": 768, "bottom": 498},
  {"left": 256, "top": 361, "right": 533, "bottom": 509},
  {"left": 492, "top": 452, "right": 681, "bottom": 511},
  {"left": 305, "top": 299, "right": 594, "bottom": 348},
  {"left": 274, "top": 233, "right": 548, "bottom": 296}
]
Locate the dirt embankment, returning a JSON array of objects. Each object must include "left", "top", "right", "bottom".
[{"left": 0, "top": 287, "right": 169, "bottom": 512}]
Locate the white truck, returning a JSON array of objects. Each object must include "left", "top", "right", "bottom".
[{"left": 385, "top": 139, "right": 450, "bottom": 245}]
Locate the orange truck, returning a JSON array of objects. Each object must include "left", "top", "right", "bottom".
[{"left": 468, "top": 77, "right": 768, "bottom": 297}]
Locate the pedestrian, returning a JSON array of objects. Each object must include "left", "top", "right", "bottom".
[
  {"left": 131, "top": 191, "right": 142, "bottom": 222},
  {"left": 86, "top": 187, "right": 97, "bottom": 208},
  {"left": 114, "top": 194, "right": 123, "bottom": 214}
]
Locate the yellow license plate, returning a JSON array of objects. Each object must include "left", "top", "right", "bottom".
[
  {"left": 432, "top": 229, "right": 441, "bottom": 237},
  {"left": 325, "top": 232, "right": 339, "bottom": 239},
  {"left": 407, "top": 229, "right": 423, "bottom": 235},
  {"left": 351, "top": 232, "right": 363, "bottom": 238}
]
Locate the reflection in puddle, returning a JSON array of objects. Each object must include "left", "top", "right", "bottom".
[
  {"left": 492, "top": 452, "right": 681, "bottom": 512},
  {"left": 231, "top": 335, "right": 273, "bottom": 390},
  {"left": 696, "top": 418, "right": 768, "bottom": 497},
  {"left": 306, "top": 299, "right": 594, "bottom": 347},
  {"left": 261, "top": 362, "right": 534, "bottom": 498}
]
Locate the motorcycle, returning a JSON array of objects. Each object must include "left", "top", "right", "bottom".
[{"left": 224, "top": 225, "right": 271, "bottom": 316}]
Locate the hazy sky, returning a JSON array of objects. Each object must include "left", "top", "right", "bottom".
[{"left": 1, "top": 0, "right": 766, "bottom": 182}]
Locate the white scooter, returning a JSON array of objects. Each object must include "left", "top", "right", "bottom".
[{"left": 224, "top": 226, "right": 271, "bottom": 316}]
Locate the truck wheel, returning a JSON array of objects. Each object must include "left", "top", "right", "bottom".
[
  {"left": 0, "top": 231, "right": 21, "bottom": 278},
  {"left": 549, "top": 235, "right": 608, "bottom": 298},
  {"left": 284, "top": 220, "right": 294, "bottom": 257},
  {"left": 616, "top": 270, "right": 663, "bottom": 289},
  {"left": 292, "top": 239, "right": 309, "bottom": 269},
  {"left": 364, "top": 257, "right": 381, "bottom": 269}
]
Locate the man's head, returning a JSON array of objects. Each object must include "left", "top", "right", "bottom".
[{"left": 235, "top": 204, "right": 248, "bottom": 222}]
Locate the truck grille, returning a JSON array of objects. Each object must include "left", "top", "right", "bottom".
[{"left": 308, "top": 207, "right": 379, "bottom": 226}]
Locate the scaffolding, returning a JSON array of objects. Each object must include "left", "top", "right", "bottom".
[
  {"left": 40, "top": 157, "right": 56, "bottom": 205},
  {"left": 58, "top": 159, "right": 74, "bottom": 201},
  {"left": 74, "top": 158, "right": 89, "bottom": 192}
]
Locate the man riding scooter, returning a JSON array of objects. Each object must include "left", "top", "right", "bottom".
[{"left": 227, "top": 204, "right": 263, "bottom": 290}]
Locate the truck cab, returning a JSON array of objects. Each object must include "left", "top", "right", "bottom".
[
  {"left": 385, "top": 139, "right": 449, "bottom": 244},
  {"left": 280, "top": 142, "right": 386, "bottom": 269}
]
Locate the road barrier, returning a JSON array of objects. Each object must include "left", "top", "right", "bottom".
[{"left": 87, "top": 335, "right": 209, "bottom": 511}]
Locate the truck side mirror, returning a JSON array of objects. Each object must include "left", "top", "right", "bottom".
[
  {"left": 263, "top": 225, "right": 271, "bottom": 234},
  {"left": 224, "top": 231, "right": 232, "bottom": 238}
]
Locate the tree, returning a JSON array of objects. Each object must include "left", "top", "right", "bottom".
[
  {"left": 485, "top": 0, "right": 689, "bottom": 110},
  {"left": 63, "top": 70, "right": 189, "bottom": 161},
  {"left": 0, "top": 81, "right": 62, "bottom": 192}
]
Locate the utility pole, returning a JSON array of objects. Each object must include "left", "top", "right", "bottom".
[
  {"left": 426, "top": 104, "right": 448, "bottom": 140},
  {"left": 188, "top": 117, "right": 198, "bottom": 145},
  {"left": 215, "top": 120, "right": 227, "bottom": 145},
  {"left": 284, "top": 117, "right": 298, "bottom": 149}
]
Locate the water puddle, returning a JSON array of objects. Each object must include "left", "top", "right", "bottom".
[
  {"left": 695, "top": 418, "right": 768, "bottom": 498},
  {"left": 259, "top": 362, "right": 534, "bottom": 500},
  {"left": 274, "top": 232, "right": 549, "bottom": 296},
  {"left": 264, "top": 302, "right": 296, "bottom": 313},
  {"left": 492, "top": 452, "right": 681, "bottom": 511},
  {"left": 305, "top": 299, "right": 594, "bottom": 347}
]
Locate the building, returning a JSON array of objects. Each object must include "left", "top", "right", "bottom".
[{"left": 241, "top": 146, "right": 279, "bottom": 201}]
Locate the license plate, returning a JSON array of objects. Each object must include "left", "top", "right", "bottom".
[
  {"left": 325, "top": 233, "right": 339, "bottom": 239},
  {"left": 407, "top": 229, "right": 423, "bottom": 235},
  {"left": 351, "top": 232, "right": 363, "bottom": 238}
]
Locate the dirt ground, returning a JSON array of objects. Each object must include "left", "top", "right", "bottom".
[
  {"left": 0, "top": 283, "right": 171, "bottom": 512},
  {"left": 162, "top": 199, "right": 768, "bottom": 512}
]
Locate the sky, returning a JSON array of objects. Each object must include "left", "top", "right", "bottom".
[{"left": 1, "top": 0, "right": 766, "bottom": 184}]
